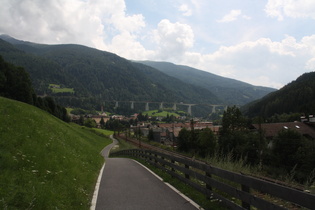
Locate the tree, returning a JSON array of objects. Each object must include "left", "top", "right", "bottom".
[
  {"left": 242, "top": 132, "right": 263, "bottom": 165},
  {"left": 177, "top": 128, "right": 191, "bottom": 152},
  {"left": 84, "top": 118, "right": 97, "bottom": 128},
  {"left": 0, "top": 56, "right": 70, "bottom": 122},
  {"left": 198, "top": 128, "right": 216, "bottom": 158},
  {"left": 79, "top": 115, "right": 85, "bottom": 125},
  {"left": 0, "top": 56, "right": 34, "bottom": 104},
  {"left": 100, "top": 117, "right": 105, "bottom": 129},
  {"left": 218, "top": 106, "right": 248, "bottom": 156},
  {"left": 271, "top": 129, "right": 303, "bottom": 170},
  {"left": 295, "top": 138, "right": 315, "bottom": 182},
  {"left": 220, "top": 106, "right": 247, "bottom": 134},
  {"left": 137, "top": 113, "right": 148, "bottom": 122},
  {"left": 148, "top": 128, "right": 154, "bottom": 141}
]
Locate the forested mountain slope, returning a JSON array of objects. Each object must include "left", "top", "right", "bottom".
[
  {"left": 242, "top": 72, "right": 315, "bottom": 117},
  {"left": 1, "top": 35, "right": 276, "bottom": 116},
  {"left": 137, "top": 61, "right": 276, "bottom": 105},
  {"left": 0, "top": 35, "right": 220, "bottom": 114}
]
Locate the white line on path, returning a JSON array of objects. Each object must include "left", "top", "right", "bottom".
[
  {"left": 90, "top": 134, "right": 202, "bottom": 210},
  {"left": 90, "top": 163, "right": 105, "bottom": 210},
  {"left": 133, "top": 160, "right": 203, "bottom": 210}
]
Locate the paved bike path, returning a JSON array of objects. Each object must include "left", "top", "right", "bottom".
[{"left": 94, "top": 136, "right": 198, "bottom": 210}]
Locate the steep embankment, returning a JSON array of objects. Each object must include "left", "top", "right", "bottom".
[{"left": 0, "top": 97, "right": 111, "bottom": 209}]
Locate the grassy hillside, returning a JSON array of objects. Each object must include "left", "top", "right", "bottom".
[{"left": 0, "top": 97, "right": 111, "bottom": 209}]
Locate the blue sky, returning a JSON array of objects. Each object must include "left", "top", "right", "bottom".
[{"left": 1, "top": 0, "right": 315, "bottom": 89}]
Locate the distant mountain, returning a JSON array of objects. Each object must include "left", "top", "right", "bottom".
[
  {"left": 242, "top": 72, "right": 315, "bottom": 118},
  {"left": 137, "top": 61, "right": 276, "bottom": 105},
  {"left": 0, "top": 35, "right": 221, "bottom": 116}
]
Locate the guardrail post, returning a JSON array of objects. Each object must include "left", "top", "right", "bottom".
[
  {"left": 185, "top": 164, "right": 190, "bottom": 179},
  {"left": 171, "top": 159, "right": 175, "bottom": 176},
  {"left": 161, "top": 156, "right": 165, "bottom": 167},
  {"left": 171, "top": 159, "right": 175, "bottom": 173},
  {"left": 206, "top": 172, "right": 212, "bottom": 199},
  {"left": 154, "top": 153, "right": 158, "bottom": 164},
  {"left": 241, "top": 184, "right": 250, "bottom": 209}
]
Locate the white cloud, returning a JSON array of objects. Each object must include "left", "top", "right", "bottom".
[
  {"left": 217, "top": 10, "right": 242, "bottom": 23},
  {"left": 107, "top": 31, "right": 155, "bottom": 60},
  {"left": 0, "top": 0, "right": 314, "bottom": 89},
  {"left": 184, "top": 36, "right": 315, "bottom": 89},
  {"left": 265, "top": 0, "right": 315, "bottom": 20},
  {"left": 0, "top": 0, "right": 146, "bottom": 54},
  {"left": 1, "top": 0, "right": 105, "bottom": 46},
  {"left": 179, "top": 4, "right": 192, "bottom": 16},
  {"left": 153, "top": 19, "right": 194, "bottom": 61},
  {"left": 306, "top": 57, "right": 315, "bottom": 70}
]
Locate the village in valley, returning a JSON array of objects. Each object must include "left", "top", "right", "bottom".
[{"left": 70, "top": 106, "right": 315, "bottom": 149}]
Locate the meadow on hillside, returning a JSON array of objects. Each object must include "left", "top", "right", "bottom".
[{"left": 0, "top": 97, "right": 111, "bottom": 209}]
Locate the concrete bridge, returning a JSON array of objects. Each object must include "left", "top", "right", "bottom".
[{"left": 104, "top": 100, "right": 229, "bottom": 116}]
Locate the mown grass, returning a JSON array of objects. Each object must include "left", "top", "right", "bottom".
[
  {"left": 110, "top": 136, "right": 137, "bottom": 153},
  {"left": 66, "top": 107, "right": 74, "bottom": 114},
  {"left": 52, "top": 87, "right": 74, "bottom": 93},
  {"left": 91, "top": 128, "right": 114, "bottom": 137},
  {"left": 143, "top": 109, "right": 180, "bottom": 117},
  {"left": 49, "top": 84, "right": 74, "bottom": 93},
  {"left": 0, "top": 97, "right": 111, "bottom": 209}
]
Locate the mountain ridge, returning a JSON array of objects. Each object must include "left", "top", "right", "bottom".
[
  {"left": 242, "top": 71, "right": 315, "bottom": 118},
  {"left": 136, "top": 60, "right": 276, "bottom": 105},
  {"left": 0, "top": 34, "right": 275, "bottom": 116}
]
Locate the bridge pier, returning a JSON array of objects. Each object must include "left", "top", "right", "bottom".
[
  {"left": 131, "top": 101, "right": 134, "bottom": 110},
  {"left": 145, "top": 102, "right": 149, "bottom": 111},
  {"left": 188, "top": 105, "right": 192, "bottom": 116},
  {"left": 115, "top": 101, "right": 119, "bottom": 109},
  {"left": 159, "top": 102, "right": 163, "bottom": 110},
  {"left": 212, "top": 105, "right": 216, "bottom": 114},
  {"left": 186, "top": 104, "right": 196, "bottom": 116},
  {"left": 173, "top": 103, "right": 176, "bottom": 111}
]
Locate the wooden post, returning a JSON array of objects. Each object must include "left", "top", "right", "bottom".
[
  {"left": 206, "top": 172, "right": 212, "bottom": 199},
  {"left": 155, "top": 154, "right": 158, "bottom": 164},
  {"left": 171, "top": 159, "right": 175, "bottom": 173},
  {"left": 185, "top": 164, "right": 190, "bottom": 179},
  {"left": 241, "top": 184, "right": 250, "bottom": 209},
  {"left": 161, "top": 156, "right": 165, "bottom": 167}
]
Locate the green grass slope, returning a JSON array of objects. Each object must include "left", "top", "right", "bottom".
[{"left": 0, "top": 97, "right": 111, "bottom": 209}]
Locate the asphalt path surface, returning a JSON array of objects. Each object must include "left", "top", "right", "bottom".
[{"left": 94, "top": 136, "right": 198, "bottom": 210}]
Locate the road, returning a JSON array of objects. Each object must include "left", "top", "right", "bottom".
[{"left": 93, "top": 136, "right": 199, "bottom": 210}]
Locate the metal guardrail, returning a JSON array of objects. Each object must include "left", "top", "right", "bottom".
[{"left": 111, "top": 149, "right": 315, "bottom": 210}]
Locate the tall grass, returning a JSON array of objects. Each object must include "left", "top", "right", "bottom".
[
  {"left": 204, "top": 151, "right": 257, "bottom": 175},
  {"left": 0, "top": 97, "right": 111, "bottom": 209}
]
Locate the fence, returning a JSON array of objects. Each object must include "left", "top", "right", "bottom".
[{"left": 111, "top": 149, "right": 315, "bottom": 210}]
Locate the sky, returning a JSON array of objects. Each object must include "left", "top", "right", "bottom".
[{"left": 1, "top": 0, "right": 315, "bottom": 89}]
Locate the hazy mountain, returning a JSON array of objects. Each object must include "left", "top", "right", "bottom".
[
  {"left": 137, "top": 61, "right": 276, "bottom": 105},
  {"left": 242, "top": 72, "right": 315, "bottom": 118}
]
